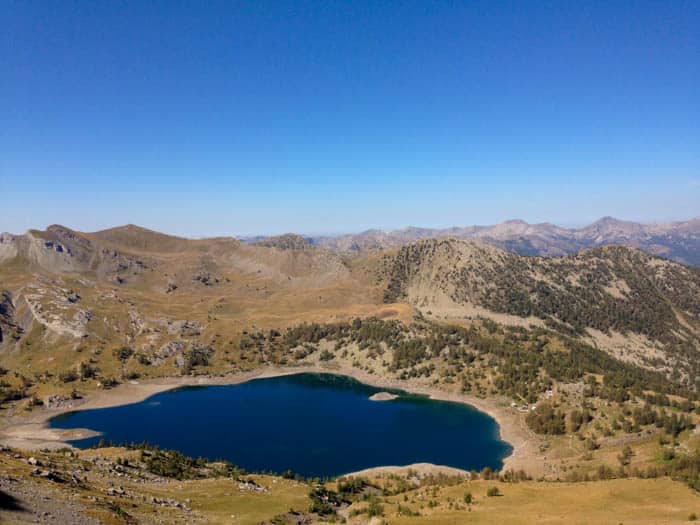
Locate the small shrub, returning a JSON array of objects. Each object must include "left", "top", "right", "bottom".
[
  {"left": 397, "top": 504, "right": 419, "bottom": 516},
  {"left": 319, "top": 349, "right": 335, "bottom": 361},
  {"left": 367, "top": 499, "right": 384, "bottom": 517},
  {"left": 59, "top": 370, "right": 78, "bottom": 383},
  {"left": 113, "top": 346, "right": 134, "bottom": 362}
]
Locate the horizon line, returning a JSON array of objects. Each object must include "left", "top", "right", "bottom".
[{"left": 5, "top": 213, "right": 699, "bottom": 241}]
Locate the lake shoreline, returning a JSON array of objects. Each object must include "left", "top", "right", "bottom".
[{"left": 0, "top": 364, "right": 544, "bottom": 475}]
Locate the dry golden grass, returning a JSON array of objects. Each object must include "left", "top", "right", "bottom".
[
  {"left": 3, "top": 446, "right": 700, "bottom": 525},
  {"left": 380, "top": 478, "right": 700, "bottom": 524},
  {"left": 0, "top": 447, "right": 309, "bottom": 525},
  {"left": 153, "top": 476, "right": 309, "bottom": 525}
]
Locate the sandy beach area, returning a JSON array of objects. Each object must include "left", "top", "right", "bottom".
[{"left": 0, "top": 364, "right": 544, "bottom": 475}]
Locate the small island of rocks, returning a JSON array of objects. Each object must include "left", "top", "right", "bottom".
[{"left": 369, "top": 392, "right": 398, "bottom": 401}]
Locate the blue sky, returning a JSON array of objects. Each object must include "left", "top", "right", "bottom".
[{"left": 2, "top": 1, "right": 699, "bottom": 236}]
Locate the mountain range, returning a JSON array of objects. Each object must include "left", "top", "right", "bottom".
[
  {"left": 1, "top": 221, "right": 699, "bottom": 379},
  {"left": 292, "top": 216, "right": 700, "bottom": 266}
]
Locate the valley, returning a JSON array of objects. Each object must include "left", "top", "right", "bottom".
[{"left": 1, "top": 222, "right": 700, "bottom": 523}]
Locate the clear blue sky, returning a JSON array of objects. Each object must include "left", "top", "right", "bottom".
[{"left": 2, "top": 1, "right": 699, "bottom": 236}]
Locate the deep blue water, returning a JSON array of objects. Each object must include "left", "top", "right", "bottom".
[{"left": 49, "top": 373, "right": 511, "bottom": 477}]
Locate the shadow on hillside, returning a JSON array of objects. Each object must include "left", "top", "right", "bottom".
[{"left": 0, "top": 490, "right": 26, "bottom": 512}]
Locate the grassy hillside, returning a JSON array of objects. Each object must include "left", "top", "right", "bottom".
[{"left": 2, "top": 445, "right": 700, "bottom": 524}]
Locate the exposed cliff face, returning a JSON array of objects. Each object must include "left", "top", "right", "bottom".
[
  {"left": 26, "top": 230, "right": 95, "bottom": 273},
  {"left": 0, "top": 234, "right": 22, "bottom": 263},
  {"left": 0, "top": 290, "right": 24, "bottom": 351},
  {"left": 0, "top": 291, "right": 14, "bottom": 344},
  {"left": 0, "top": 226, "right": 97, "bottom": 273}
]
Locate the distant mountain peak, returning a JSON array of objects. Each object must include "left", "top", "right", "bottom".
[
  {"left": 99, "top": 224, "right": 166, "bottom": 235},
  {"left": 254, "top": 233, "right": 314, "bottom": 251},
  {"left": 590, "top": 216, "right": 625, "bottom": 226},
  {"left": 307, "top": 216, "right": 700, "bottom": 266}
]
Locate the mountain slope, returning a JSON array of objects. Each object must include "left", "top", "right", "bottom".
[
  {"left": 381, "top": 238, "right": 700, "bottom": 378},
  {"left": 0, "top": 224, "right": 384, "bottom": 367}
]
